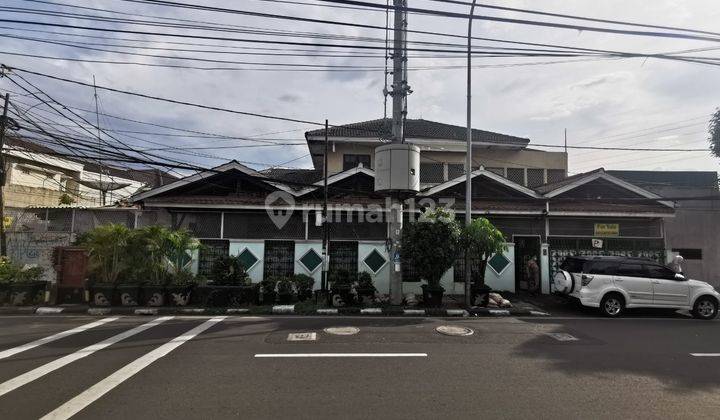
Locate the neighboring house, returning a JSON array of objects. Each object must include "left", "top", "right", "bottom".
[
  {"left": 130, "top": 119, "right": 676, "bottom": 295},
  {"left": 609, "top": 171, "right": 720, "bottom": 285},
  {"left": 3, "top": 136, "right": 176, "bottom": 209}
]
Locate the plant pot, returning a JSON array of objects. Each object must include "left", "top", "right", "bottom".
[
  {"left": 0, "top": 283, "right": 10, "bottom": 304},
  {"left": 141, "top": 285, "right": 166, "bottom": 306},
  {"left": 471, "top": 284, "right": 492, "bottom": 307},
  {"left": 117, "top": 284, "right": 142, "bottom": 306},
  {"left": 330, "top": 284, "right": 354, "bottom": 307},
  {"left": 89, "top": 283, "right": 116, "bottom": 307},
  {"left": 421, "top": 284, "right": 445, "bottom": 307},
  {"left": 9, "top": 281, "right": 47, "bottom": 306},
  {"left": 355, "top": 287, "right": 376, "bottom": 305},
  {"left": 166, "top": 285, "right": 194, "bottom": 306}
]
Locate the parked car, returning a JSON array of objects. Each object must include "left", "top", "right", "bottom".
[{"left": 553, "top": 256, "right": 719, "bottom": 319}]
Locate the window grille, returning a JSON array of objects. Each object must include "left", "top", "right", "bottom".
[
  {"left": 198, "top": 240, "right": 229, "bottom": 277},
  {"left": 172, "top": 212, "right": 221, "bottom": 238},
  {"left": 506, "top": 168, "right": 525, "bottom": 186},
  {"left": 420, "top": 162, "right": 444, "bottom": 183},
  {"left": 547, "top": 169, "right": 566, "bottom": 183},
  {"left": 308, "top": 211, "right": 386, "bottom": 240},
  {"left": 329, "top": 241, "right": 358, "bottom": 278},
  {"left": 448, "top": 163, "right": 465, "bottom": 180},
  {"left": 264, "top": 240, "right": 295, "bottom": 279},
  {"left": 527, "top": 168, "right": 545, "bottom": 188},
  {"left": 486, "top": 167, "right": 504, "bottom": 176},
  {"left": 223, "top": 211, "right": 304, "bottom": 240}
]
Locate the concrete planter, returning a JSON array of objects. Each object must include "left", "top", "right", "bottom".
[
  {"left": 140, "top": 285, "right": 165, "bottom": 307},
  {"left": 116, "top": 285, "right": 142, "bottom": 306},
  {"left": 166, "top": 285, "right": 193, "bottom": 306},
  {"left": 89, "top": 284, "right": 116, "bottom": 307},
  {"left": 9, "top": 281, "right": 47, "bottom": 306}
]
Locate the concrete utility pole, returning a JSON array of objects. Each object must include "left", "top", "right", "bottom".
[
  {"left": 464, "top": 0, "right": 478, "bottom": 307},
  {"left": 0, "top": 93, "right": 9, "bottom": 257},
  {"left": 388, "top": 0, "right": 409, "bottom": 305}
]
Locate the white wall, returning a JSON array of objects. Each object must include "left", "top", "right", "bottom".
[
  {"left": 229, "top": 241, "right": 264, "bottom": 282},
  {"left": 358, "top": 242, "right": 390, "bottom": 293},
  {"left": 295, "top": 241, "right": 324, "bottom": 290}
]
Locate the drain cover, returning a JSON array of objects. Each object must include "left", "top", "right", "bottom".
[
  {"left": 324, "top": 327, "right": 360, "bottom": 335},
  {"left": 436, "top": 326, "right": 474, "bottom": 336}
]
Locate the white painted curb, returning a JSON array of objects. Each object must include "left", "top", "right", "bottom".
[
  {"left": 446, "top": 309, "right": 469, "bottom": 317},
  {"left": 36, "top": 307, "right": 63, "bottom": 315},
  {"left": 360, "top": 308, "right": 382, "bottom": 315},
  {"left": 273, "top": 305, "right": 295, "bottom": 314},
  {"left": 180, "top": 308, "right": 205, "bottom": 314},
  {"left": 403, "top": 309, "right": 426, "bottom": 316},
  {"left": 88, "top": 308, "right": 111, "bottom": 315},
  {"left": 488, "top": 309, "right": 510, "bottom": 316},
  {"left": 530, "top": 310, "right": 550, "bottom": 316},
  {"left": 317, "top": 309, "right": 338, "bottom": 315},
  {"left": 226, "top": 308, "right": 249, "bottom": 314},
  {"left": 134, "top": 308, "right": 158, "bottom": 316}
]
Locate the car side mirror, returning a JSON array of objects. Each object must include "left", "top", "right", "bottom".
[{"left": 674, "top": 273, "right": 686, "bottom": 281}]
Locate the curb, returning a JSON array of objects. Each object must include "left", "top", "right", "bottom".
[{"left": 0, "top": 305, "right": 549, "bottom": 317}]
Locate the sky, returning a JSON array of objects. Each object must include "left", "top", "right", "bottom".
[{"left": 1, "top": 0, "right": 719, "bottom": 178}]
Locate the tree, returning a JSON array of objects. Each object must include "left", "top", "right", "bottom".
[
  {"left": 76, "top": 224, "right": 132, "bottom": 284},
  {"left": 460, "top": 217, "right": 507, "bottom": 305},
  {"left": 710, "top": 108, "right": 720, "bottom": 159},
  {"left": 401, "top": 208, "right": 461, "bottom": 291}
]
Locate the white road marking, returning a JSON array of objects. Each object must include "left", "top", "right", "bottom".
[
  {"left": 546, "top": 332, "right": 579, "bottom": 342},
  {"left": 40, "top": 316, "right": 226, "bottom": 420},
  {"left": 254, "top": 353, "right": 427, "bottom": 358},
  {"left": 287, "top": 332, "right": 317, "bottom": 341},
  {"left": 0, "top": 316, "right": 173, "bottom": 397},
  {"left": 0, "top": 318, "right": 119, "bottom": 361},
  {"left": 690, "top": 353, "right": 720, "bottom": 357}
]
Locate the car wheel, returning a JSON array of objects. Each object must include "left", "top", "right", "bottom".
[
  {"left": 692, "top": 297, "right": 718, "bottom": 320},
  {"left": 600, "top": 293, "right": 625, "bottom": 318}
]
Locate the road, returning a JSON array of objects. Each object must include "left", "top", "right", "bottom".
[{"left": 0, "top": 314, "right": 718, "bottom": 419}]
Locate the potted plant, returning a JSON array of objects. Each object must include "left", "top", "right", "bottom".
[
  {"left": 276, "top": 277, "right": 295, "bottom": 304},
  {"left": 460, "top": 217, "right": 507, "bottom": 307},
  {"left": 116, "top": 278, "right": 143, "bottom": 307},
  {"left": 166, "top": 270, "right": 198, "bottom": 306},
  {"left": 402, "top": 208, "right": 460, "bottom": 307},
  {"left": 9, "top": 265, "right": 47, "bottom": 306},
  {"left": 292, "top": 274, "right": 315, "bottom": 301},
  {"left": 329, "top": 268, "right": 355, "bottom": 307},
  {"left": 130, "top": 226, "right": 171, "bottom": 306},
  {"left": 203, "top": 254, "right": 253, "bottom": 307},
  {"left": 76, "top": 224, "right": 132, "bottom": 306},
  {"left": 258, "top": 277, "right": 278, "bottom": 305},
  {"left": 356, "top": 271, "right": 376, "bottom": 305}
]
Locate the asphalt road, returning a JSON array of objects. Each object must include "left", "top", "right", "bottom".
[{"left": 0, "top": 313, "right": 718, "bottom": 420}]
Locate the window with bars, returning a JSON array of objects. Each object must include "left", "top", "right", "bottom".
[
  {"left": 506, "top": 168, "right": 525, "bottom": 186},
  {"left": 172, "top": 212, "right": 222, "bottom": 238},
  {"left": 263, "top": 241, "right": 295, "bottom": 279},
  {"left": 343, "top": 154, "right": 371, "bottom": 170},
  {"left": 448, "top": 163, "right": 465, "bottom": 180},
  {"left": 329, "top": 241, "right": 358, "bottom": 278},
  {"left": 486, "top": 167, "right": 504, "bottom": 176},
  {"left": 223, "top": 212, "right": 304, "bottom": 240},
  {"left": 420, "top": 162, "right": 444, "bottom": 183},
  {"left": 198, "top": 240, "right": 229, "bottom": 277},
  {"left": 547, "top": 169, "right": 566, "bottom": 183},
  {"left": 527, "top": 168, "right": 545, "bottom": 188}
]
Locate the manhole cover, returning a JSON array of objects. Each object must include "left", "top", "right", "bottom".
[
  {"left": 436, "top": 326, "right": 474, "bottom": 336},
  {"left": 324, "top": 327, "right": 360, "bottom": 335}
]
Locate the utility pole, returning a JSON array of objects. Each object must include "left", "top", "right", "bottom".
[
  {"left": 564, "top": 128, "right": 568, "bottom": 153},
  {"left": 0, "top": 93, "right": 9, "bottom": 256},
  {"left": 464, "top": 0, "right": 478, "bottom": 307},
  {"left": 321, "top": 119, "right": 329, "bottom": 294},
  {"left": 93, "top": 76, "right": 106, "bottom": 206},
  {"left": 388, "top": 0, "right": 409, "bottom": 305}
]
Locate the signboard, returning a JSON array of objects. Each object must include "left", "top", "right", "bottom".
[
  {"left": 594, "top": 223, "right": 619, "bottom": 237},
  {"left": 592, "top": 239, "right": 604, "bottom": 249}
]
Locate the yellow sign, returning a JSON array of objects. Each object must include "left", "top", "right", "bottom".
[
  {"left": 594, "top": 223, "right": 619, "bottom": 237},
  {"left": 2, "top": 216, "right": 12, "bottom": 229}
]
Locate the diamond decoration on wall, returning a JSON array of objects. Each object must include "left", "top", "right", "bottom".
[
  {"left": 238, "top": 248, "right": 260, "bottom": 271},
  {"left": 299, "top": 248, "right": 323, "bottom": 273},
  {"left": 363, "top": 249, "right": 387, "bottom": 274},
  {"left": 488, "top": 253, "right": 511, "bottom": 275}
]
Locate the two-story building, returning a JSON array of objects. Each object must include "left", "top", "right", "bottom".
[{"left": 131, "top": 118, "right": 675, "bottom": 295}]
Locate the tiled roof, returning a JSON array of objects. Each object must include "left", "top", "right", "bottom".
[
  {"left": 608, "top": 170, "right": 719, "bottom": 189},
  {"left": 305, "top": 118, "right": 530, "bottom": 145},
  {"left": 548, "top": 200, "right": 674, "bottom": 214},
  {"left": 534, "top": 168, "right": 605, "bottom": 194},
  {"left": 260, "top": 168, "right": 322, "bottom": 186}
]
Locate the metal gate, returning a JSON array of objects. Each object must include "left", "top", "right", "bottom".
[
  {"left": 548, "top": 237, "right": 665, "bottom": 276},
  {"left": 198, "top": 240, "right": 229, "bottom": 277},
  {"left": 329, "top": 241, "right": 358, "bottom": 277}
]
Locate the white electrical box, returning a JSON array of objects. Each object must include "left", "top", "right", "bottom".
[{"left": 374, "top": 143, "right": 420, "bottom": 193}]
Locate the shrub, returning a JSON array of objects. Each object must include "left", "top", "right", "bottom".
[
  {"left": 210, "top": 255, "right": 250, "bottom": 286},
  {"left": 168, "top": 269, "right": 199, "bottom": 287},
  {"left": 277, "top": 278, "right": 295, "bottom": 295},
  {"left": 0, "top": 257, "right": 19, "bottom": 284},
  {"left": 292, "top": 274, "right": 314, "bottom": 291},
  {"left": 357, "top": 271, "right": 373, "bottom": 289},
  {"left": 259, "top": 277, "right": 278, "bottom": 293},
  {"left": 401, "top": 208, "right": 460, "bottom": 289},
  {"left": 15, "top": 266, "right": 44, "bottom": 283},
  {"left": 460, "top": 217, "right": 507, "bottom": 288},
  {"left": 328, "top": 268, "right": 353, "bottom": 287},
  {"left": 76, "top": 224, "right": 132, "bottom": 285}
]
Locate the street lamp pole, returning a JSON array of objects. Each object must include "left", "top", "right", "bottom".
[{"left": 464, "top": 0, "right": 478, "bottom": 307}]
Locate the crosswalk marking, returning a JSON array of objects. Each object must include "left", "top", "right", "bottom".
[
  {"left": 0, "top": 318, "right": 119, "bottom": 361},
  {"left": 0, "top": 316, "right": 173, "bottom": 398},
  {"left": 690, "top": 353, "right": 720, "bottom": 357},
  {"left": 40, "top": 316, "right": 226, "bottom": 420},
  {"left": 254, "top": 353, "right": 428, "bottom": 358}
]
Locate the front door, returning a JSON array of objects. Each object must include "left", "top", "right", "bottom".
[
  {"left": 514, "top": 236, "right": 541, "bottom": 294},
  {"left": 614, "top": 263, "right": 653, "bottom": 305}
]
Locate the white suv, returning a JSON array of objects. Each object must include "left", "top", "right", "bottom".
[{"left": 553, "top": 256, "right": 720, "bottom": 319}]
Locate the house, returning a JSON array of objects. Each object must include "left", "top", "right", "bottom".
[
  {"left": 130, "top": 118, "right": 676, "bottom": 295},
  {"left": 609, "top": 170, "right": 720, "bottom": 285},
  {"left": 3, "top": 136, "right": 176, "bottom": 210}
]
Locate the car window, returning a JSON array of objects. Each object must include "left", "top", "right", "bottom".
[
  {"left": 644, "top": 264, "right": 677, "bottom": 280},
  {"left": 616, "top": 263, "right": 646, "bottom": 278},
  {"left": 560, "top": 258, "right": 586, "bottom": 273},
  {"left": 587, "top": 261, "right": 617, "bottom": 275}
]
